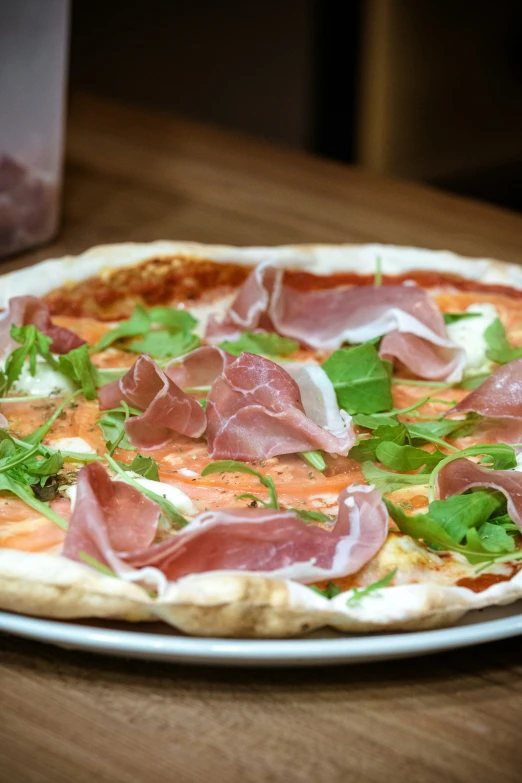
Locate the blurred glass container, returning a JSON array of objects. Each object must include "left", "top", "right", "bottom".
[{"left": 0, "top": 0, "right": 69, "bottom": 259}]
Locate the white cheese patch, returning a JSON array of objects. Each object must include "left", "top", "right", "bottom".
[
  {"left": 185, "top": 294, "right": 237, "bottom": 338},
  {"left": 446, "top": 303, "right": 498, "bottom": 377},
  {"left": 514, "top": 453, "right": 522, "bottom": 472},
  {"left": 8, "top": 358, "right": 76, "bottom": 396},
  {"left": 66, "top": 474, "right": 197, "bottom": 516},
  {"left": 47, "top": 437, "right": 97, "bottom": 455}
]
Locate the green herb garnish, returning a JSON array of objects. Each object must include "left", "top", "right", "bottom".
[
  {"left": 309, "top": 582, "right": 341, "bottom": 599},
  {"left": 322, "top": 343, "right": 393, "bottom": 415},
  {"left": 484, "top": 318, "right": 522, "bottom": 365},
  {"left": 219, "top": 331, "right": 299, "bottom": 357},
  {"left": 443, "top": 312, "right": 481, "bottom": 325},
  {"left": 201, "top": 460, "right": 279, "bottom": 509},
  {"left": 345, "top": 569, "right": 397, "bottom": 607}
]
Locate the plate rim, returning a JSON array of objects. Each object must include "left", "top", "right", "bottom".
[{"left": 2, "top": 609, "right": 522, "bottom": 666}]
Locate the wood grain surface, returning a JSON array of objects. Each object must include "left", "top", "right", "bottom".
[{"left": 1, "top": 93, "right": 522, "bottom": 783}]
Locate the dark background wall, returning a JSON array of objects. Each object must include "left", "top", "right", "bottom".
[{"left": 70, "top": 0, "right": 522, "bottom": 210}]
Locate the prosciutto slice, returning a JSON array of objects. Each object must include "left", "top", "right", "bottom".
[
  {"left": 451, "top": 359, "right": 522, "bottom": 420},
  {"left": 98, "top": 355, "right": 206, "bottom": 449},
  {"left": 165, "top": 346, "right": 234, "bottom": 388},
  {"left": 436, "top": 457, "right": 522, "bottom": 531},
  {"left": 0, "top": 295, "right": 85, "bottom": 357},
  {"left": 62, "top": 462, "right": 160, "bottom": 570},
  {"left": 64, "top": 469, "right": 389, "bottom": 586},
  {"left": 206, "top": 262, "right": 464, "bottom": 381},
  {"left": 206, "top": 352, "right": 356, "bottom": 459},
  {"left": 281, "top": 362, "right": 353, "bottom": 441}
]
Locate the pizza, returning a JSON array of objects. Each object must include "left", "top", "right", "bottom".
[{"left": 1, "top": 241, "right": 522, "bottom": 638}]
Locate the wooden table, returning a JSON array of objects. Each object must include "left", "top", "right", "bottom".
[{"left": 2, "top": 93, "right": 522, "bottom": 783}]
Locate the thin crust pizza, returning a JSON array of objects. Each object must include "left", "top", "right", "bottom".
[{"left": 1, "top": 241, "right": 522, "bottom": 638}]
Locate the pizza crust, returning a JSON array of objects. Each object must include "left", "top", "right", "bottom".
[
  {"left": 1, "top": 548, "right": 521, "bottom": 637},
  {"left": 1, "top": 240, "right": 522, "bottom": 637}
]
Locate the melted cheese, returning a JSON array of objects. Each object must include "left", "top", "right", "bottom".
[
  {"left": 47, "top": 437, "right": 96, "bottom": 454},
  {"left": 446, "top": 303, "right": 498, "bottom": 377},
  {"left": 9, "top": 359, "right": 76, "bottom": 396}
]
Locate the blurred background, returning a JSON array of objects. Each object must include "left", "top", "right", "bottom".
[
  {"left": 71, "top": 0, "right": 522, "bottom": 211},
  {"left": 1, "top": 0, "right": 522, "bottom": 261}
]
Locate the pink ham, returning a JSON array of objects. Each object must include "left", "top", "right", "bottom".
[
  {"left": 451, "top": 359, "right": 522, "bottom": 420},
  {"left": 436, "top": 457, "right": 522, "bottom": 531},
  {"left": 206, "top": 352, "right": 356, "bottom": 459},
  {"left": 62, "top": 462, "right": 160, "bottom": 572},
  {"left": 165, "top": 346, "right": 234, "bottom": 388},
  {"left": 446, "top": 359, "right": 522, "bottom": 443},
  {"left": 64, "top": 468, "right": 389, "bottom": 586},
  {"left": 98, "top": 354, "right": 206, "bottom": 449},
  {"left": 0, "top": 295, "right": 85, "bottom": 357},
  {"left": 206, "top": 262, "right": 464, "bottom": 381}
]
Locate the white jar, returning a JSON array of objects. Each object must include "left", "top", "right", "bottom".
[{"left": 0, "top": 0, "right": 69, "bottom": 259}]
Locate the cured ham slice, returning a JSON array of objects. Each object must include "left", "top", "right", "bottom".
[
  {"left": 281, "top": 362, "right": 353, "bottom": 440},
  {"left": 62, "top": 462, "right": 160, "bottom": 570},
  {"left": 98, "top": 355, "right": 206, "bottom": 449},
  {"left": 379, "top": 332, "right": 463, "bottom": 382},
  {"left": 447, "top": 360, "right": 522, "bottom": 443},
  {"left": 206, "top": 262, "right": 464, "bottom": 381},
  {"left": 64, "top": 470, "right": 389, "bottom": 586},
  {"left": 206, "top": 352, "right": 356, "bottom": 459},
  {"left": 451, "top": 359, "right": 522, "bottom": 420},
  {"left": 0, "top": 295, "right": 85, "bottom": 357},
  {"left": 437, "top": 457, "right": 522, "bottom": 531},
  {"left": 165, "top": 346, "right": 234, "bottom": 388}
]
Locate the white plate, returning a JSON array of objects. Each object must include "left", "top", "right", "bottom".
[{"left": 2, "top": 602, "right": 522, "bottom": 667}]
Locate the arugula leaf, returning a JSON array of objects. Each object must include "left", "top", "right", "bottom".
[
  {"left": 484, "top": 318, "right": 522, "bottom": 365},
  {"left": 219, "top": 331, "right": 299, "bottom": 357},
  {"left": 0, "top": 443, "right": 40, "bottom": 473},
  {"left": 345, "top": 569, "right": 397, "bottom": 607},
  {"left": 443, "top": 312, "right": 481, "bottom": 325},
  {"left": 406, "top": 418, "right": 472, "bottom": 449},
  {"left": 91, "top": 304, "right": 200, "bottom": 360},
  {"left": 23, "top": 451, "right": 64, "bottom": 481},
  {"left": 362, "top": 461, "right": 429, "bottom": 494},
  {"left": 300, "top": 450, "right": 327, "bottom": 471},
  {"left": 322, "top": 343, "right": 393, "bottom": 414},
  {"left": 350, "top": 422, "right": 408, "bottom": 462},
  {"left": 106, "top": 454, "right": 188, "bottom": 528},
  {"left": 97, "top": 404, "right": 137, "bottom": 455},
  {"left": 290, "top": 508, "right": 333, "bottom": 524},
  {"left": 2, "top": 325, "right": 56, "bottom": 394},
  {"left": 91, "top": 305, "right": 151, "bottom": 353},
  {"left": 351, "top": 397, "right": 431, "bottom": 430},
  {"left": 78, "top": 552, "right": 117, "bottom": 577},
  {"left": 147, "top": 307, "right": 197, "bottom": 331},
  {"left": 427, "top": 443, "right": 516, "bottom": 502},
  {"left": 466, "top": 522, "right": 515, "bottom": 555},
  {"left": 459, "top": 373, "right": 491, "bottom": 390},
  {"left": 428, "top": 491, "right": 504, "bottom": 542},
  {"left": 385, "top": 497, "right": 516, "bottom": 564},
  {"left": 120, "top": 453, "right": 160, "bottom": 481},
  {"left": 309, "top": 582, "right": 341, "bottom": 599},
  {"left": 0, "top": 471, "right": 68, "bottom": 530},
  {"left": 201, "top": 460, "right": 279, "bottom": 509},
  {"left": 376, "top": 442, "right": 446, "bottom": 472},
  {"left": 23, "top": 391, "right": 81, "bottom": 446},
  {"left": 127, "top": 330, "right": 200, "bottom": 359},
  {"left": 57, "top": 345, "right": 100, "bottom": 400}
]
